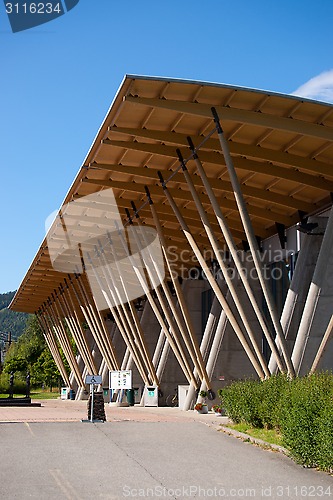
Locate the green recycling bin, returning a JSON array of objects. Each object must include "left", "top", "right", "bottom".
[{"left": 126, "top": 388, "right": 135, "bottom": 406}]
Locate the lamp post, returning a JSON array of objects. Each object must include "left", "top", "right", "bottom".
[{"left": 9, "top": 371, "right": 14, "bottom": 399}]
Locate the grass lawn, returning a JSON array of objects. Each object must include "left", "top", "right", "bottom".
[
  {"left": 0, "top": 389, "right": 60, "bottom": 400},
  {"left": 227, "top": 422, "right": 283, "bottom": 447}
]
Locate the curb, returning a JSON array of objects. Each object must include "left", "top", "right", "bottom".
[{"left": 219, "top": 424, "right": 289, "bottom": 456}]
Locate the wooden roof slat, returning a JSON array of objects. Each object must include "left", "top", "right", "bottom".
[
  {"left": 83, "top": 177, "right": 299, "bottom": 226},
  {"left": 108, "top": 126, "right": 333, "bottom": 187},
  {"left": 87, "top": 162, "right": 316, "bottom": 213},
  {"left": 124, "top": 96, "right": 333, "bottom": 142},
  {"left": 102, "top": 140, "right": 333, "bottom": 191}
]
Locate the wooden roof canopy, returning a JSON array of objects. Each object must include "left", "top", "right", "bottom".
[{"left": 10, "top": 75, "right": 333, "bottom": 314}]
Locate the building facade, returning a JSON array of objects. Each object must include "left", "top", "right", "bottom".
[{"left": 10, "top": 76, "right": 333, "bottom": 409}]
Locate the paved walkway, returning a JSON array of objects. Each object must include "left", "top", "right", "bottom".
[
  {"left": 0, "top": 398, "right": 229, "bottom": 425},
  {"left": 0, "top": 400, "right": 332, "bottom": 499}
]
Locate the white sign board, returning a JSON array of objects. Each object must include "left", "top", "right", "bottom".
[
  {"left": 85, "top": 374, "right": 102, "bottom": 385},
  {"left": 109, "top": 370, "right": 132, "bottom": 390}
]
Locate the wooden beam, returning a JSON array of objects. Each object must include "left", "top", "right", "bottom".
[
  {"left": 82, "top": 177, "right": 300, "bottom": 226},
  {"left": 58, "top": 202, "right": 257, "bottom": 241},
  {"left": 109, "top": 126, "right": 333, "bottom": 182},
  {"left": 124, "top": 96, "right": 333, "bottom": 142},
  {"left": 89, "top": 161, "right": 316, "bottom": 212}
]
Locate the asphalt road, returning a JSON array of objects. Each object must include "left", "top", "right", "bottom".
[{"left": 0, "top": 421, "right": 332, "bottom": 499}]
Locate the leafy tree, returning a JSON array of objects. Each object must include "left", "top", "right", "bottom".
[
  {"left": 4, "top": 315, "right": 44, "bottom": 375},
  {"left": 4, "top": 355, "right": 28, "bottom": 374},
  {"left": 31, "top": 349, "right": 60, "bottom": 391},
  {"left": 42, "top": 350, "right": 60, "bottom": 391},
  {"left": 3, "top": 315, "right": 70, "bottom": 391}
]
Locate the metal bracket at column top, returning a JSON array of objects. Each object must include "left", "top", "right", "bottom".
[
  {"left": 144, "top": 185, "right": 153, "bottom": 205},
  {"left": 176, "top": 149, "right": 187, "bottom": 171},
  {"left": 157, "top": 171, "right": 166, "bottom": 189},
  {"left": 211, "top": 107, "right": 223, "bottom": 134},
  {"left": 187, "top": 136, "right": 198, "bottom": 159},
  {"left": 131, "top": 201, "right": 140, "bottom": 219},
  {"left": 125, "top": 207, "right": 133, "bottom": 225}
]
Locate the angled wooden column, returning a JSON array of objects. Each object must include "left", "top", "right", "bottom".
[
  {"left": 125, "top": 299, "right": 159, "bottom": 385},
  {"left": 177, "top": 149, "right": 270, "bottom": 378},
  {"left": 67, "top": 276, "right": 107, "bottom": 366},
  {"left": 157, "top": 171, "right": 265, "bottom": 380},
  {"left": 67, "top": 276, "right": 117, "bottom": 371},
  {"left": 114, "top": 221, "right": 197, "bottom": 387},
  {"left": 122, "top": 217, "right": 200, "bottom": 389},
  {"left": 45, "top": 299, "right": 84, "bottom": 387},
  {"left": 99, "top": 239, "right": 159, "bottom": 385},
  {"left": 292, "top": 207, "right": 333, "bottom": 374},
  {"left": 74, "top": 274, "right": 117, "bottom": 367},
  {"left": 143, "top": 195, "right": 214, "bottom": 389},
  {"left": 37, "top": 311, "right": 59, "bottom": 365},
  {"left": 57, "top": 286, "right": 97, "bottom": 375},
  {"left": 49, "top": 296, "right": 84, "bottom": 387},
  {"left": 186, "top": 136, "right": 286, "bottom": 374},
  {"left": 196, "top": 308, "right": 228, "bottom": 404},
  {"left": 153, "top": 331, "right": 168, "bottom": 373},
  {"left": 44, "top": 302, "right": 74, "bottom": 381},
  {"left": 210, "top": 109, "right": 294, "bottom": 377},
  {"left": 145, "top": 302, "right": 171, "bottom": 383},
  {"left": 128, "top": 204, "right": 207, "bottom": 386},
  {"left": 36, "top": 310, "right": 70, "bottom": 387},
  {"left": 87, "top": 249, "right": 148, "bottom": 383},
  {"left": 156, "top": 337, "right": 171, "bottom": 382},
  {"left": 309, "top": 314, "right": 333, "bottom": 375},
  {"left": 120, "top": 348, "right": 131, "bottom": 370},
  {"left": 63, "top": 283, "right": 98, "bottom": 372},
  {"left": 86, "top": 246, "right": 150, "bottom": 385},
  {"left": 76, "top": 274, "right": 120, "bottom": 371},
  {"left": 184, "top": 296, "right": 223, "bottom": 410}
]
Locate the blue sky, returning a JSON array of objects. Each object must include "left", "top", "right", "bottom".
[{"left": 1, "top": 0, "right": 333, "bottom": 294}]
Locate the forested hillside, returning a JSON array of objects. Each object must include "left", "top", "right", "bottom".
[
  {"left": 0, "top": 291, "right": 30, "bottom": 340},
  {"left": 0, "top": 291, "right": 15, "bottom": 310}
]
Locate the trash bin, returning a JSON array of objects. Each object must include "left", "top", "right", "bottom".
[
  {"left": 102, "top": 387, "right": 110, "bottom": 403},
  {"left": 61, "top": 387, "right": 69, "bottom": 400},
  {"left": 143, "top": 385, "right": 158, "bottom": 407},
  {"left": 126, "top": 388, "right": 135, "bottom": 406},
  {"left": 178, "top": 385, "right": 190, "bottom": 409},
  {"left": 133, "top": 385, "right": 143, "bottom": 404},
  {"left": 69, "top": 389, "right": 76, "bottom": 400}
]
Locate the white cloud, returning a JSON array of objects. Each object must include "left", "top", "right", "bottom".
[{"left": 292, "top": 69, "right": 333, "bottom": 103}]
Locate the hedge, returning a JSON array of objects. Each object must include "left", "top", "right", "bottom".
[
  {"left": 0, "top": 372, "right": 28, "bottom": 395},
  {"left": 218, "top": 372, "right": 333, "bottom": 472}
]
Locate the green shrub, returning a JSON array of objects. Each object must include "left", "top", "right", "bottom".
[
  {"left": 280, "top": 373, "right": 333, "bottom": 468},
  {"left": 280, "top": 377, "right": 320, "bottom": 466},
  {"left": 259, "top": 374, "right": 289, "bottom": 429},
  {"left": 316, "top": 401, "right": 333, "bottom": 472},
  {"left": 219, "top": 379, "right": 263, "bottom": 427},
  {"left": 219, "top": 380, "right": 244, "bottom": 423},
  {"left": 218, "top": 372, "right": 333, "bottom": 472},
  {"left": 0, "top": 372, "right": 27, "bottom": 395}
]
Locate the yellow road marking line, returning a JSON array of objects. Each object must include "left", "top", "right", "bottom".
[
  {"left": 24, "top": 422, "right": 35, "bottom": 436},
  {"left": 49, "top": 469, "right": 81, "bottom": 500}
]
